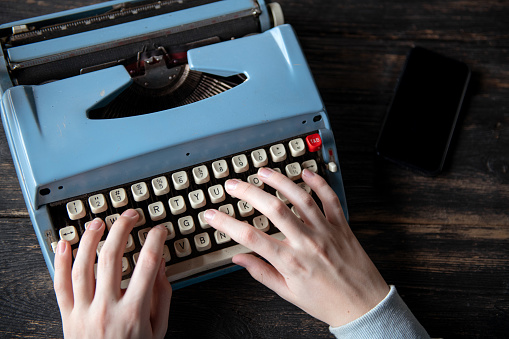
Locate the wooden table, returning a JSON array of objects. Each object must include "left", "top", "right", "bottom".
[{"left": 1, "top": 1, "right": 508, "bottom": 338}]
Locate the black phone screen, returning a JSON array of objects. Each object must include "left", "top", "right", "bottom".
[{"left": 376, "top": 46, "right": 470, "bottom": 175}]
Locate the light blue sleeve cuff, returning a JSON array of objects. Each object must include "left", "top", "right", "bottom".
[{"left": 329, "top": 285, "right": 430, "bottom": 339}]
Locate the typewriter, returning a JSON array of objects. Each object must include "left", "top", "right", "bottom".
[{"left": 0, "top": 0, "right": 348, "bottom": 289}]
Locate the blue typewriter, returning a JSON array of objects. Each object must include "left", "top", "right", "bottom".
[{"left": 0, "top": 0, "right": 348, "bottom": 289}]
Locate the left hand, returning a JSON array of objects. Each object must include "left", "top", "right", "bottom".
[{"left": 53, "top": 209, "right": 172, "bottom": 339}]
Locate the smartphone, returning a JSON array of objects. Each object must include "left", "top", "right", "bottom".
[{"left": 376, "top": 46, "right": 471, "bottom": 176}]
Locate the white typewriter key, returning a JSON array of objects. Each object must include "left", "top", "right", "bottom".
[
  {"left": 214, "top": 230, "right": 231, "bottom": 244},
  {"left": 172, "top": 171, "right": 189, "bottom": 190},
  {"left": 291, "top": 206, "right": 302, "bottom": 219},
  {"left": 253, "top": 215, "right": 270, "bottom": 233},
  {"left": 238, "top": 200, "right": 254, "bottom": 217},
  {"left": 122, "top": 257, "right": 131, "bottom": 276},
  {"left": 232, "top": 154, "right": 249, "bottom": 173},
  {"left": 131, "top": 182, "right": 150, "bottom": 202},
  {"left": 105, "top": 213, "right": 120, "bottom": 230},
  {"left": 247, "top": 174, "right": 264, "bottom": 189},
  {"left": 251, "top": 149, "right": 269, "bottom": 168},
  {"left": 109, "top": 188, "right": 128, "bottom": 208},
  {"left": 298, "top": 182, "right": 312, "bottom": 194},
  {"left": 212, "top": 159, "right": 229, "bottom": 179},
  {"left": 96, "top": 240, "right": 106, "bottom": 256},
  {"left": 148, "top": 201, "right": 166, "bottom": 221},
  {"left": 160, "top": 222, "right": 176, "bottom": 240},
  {"left": 133, "top": 252, "right": 140, "bottom": 265},
  {"left": 59, "top": 226, "right": 79, "bottom": 245},
  {"left": 134, "top": 208, "right": 146, "bottom": 227},
  {"left": 192, "top": 165, "right": 210, "bottom": 184},
  {"left": 168, "top": 196, "right": 187, "bottom": 215},
  {"left": 125, "top": 234, "right": 135, "bottom": 253},
  {"left": 137, "top": 227, "right": 151, "bottom": 246},
  {"left": 276, "top": 190, "right": 290, "bottom": 204},
  {"left": 208, "top": 184, "right": 226, "bottom": 204},
  {"left": 302, "top": 159, "right": 318, "bottom": 173},
  {"left": 66, "top": 200, "right": 86, "bottom": 220},
  {"left": 174, "top": 238, "right": 192, "bottom": 257},
  {"left": 178, "top": 215, "right": 195, "bottom": 235},
  {"left": 152, "top": 176, "right": 170, "bottom": 196},
  {"left": 163, "top": 245, "right": 171, "bottom": 262},
  {"left": 121, "top": 279, "right": 130, "bottom": 290},
  {"left": 285, "top": 162, "right": 302, "bottom": 180},
  {"left": 88, "top": 194, "right": 108, "bottom": 214},
  {"left": 270, "top": 144, "right": 287, "bottom": 162},
  {"left": 289, "top": 138, "right": 306, "bottom": 157},
  {"left": 194, "top": 233, "right": 212, "bottom": 252},
  {"left": 198, "top": 211, "right": 211, "bottom": 229},
  {"left": 188, "top": 189, "right": 206, "bottom": 209},
  {"left": 219, "top": 204, "right": 235, "bottom": 218}
]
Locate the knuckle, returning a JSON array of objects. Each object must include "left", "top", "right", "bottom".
[
  {"left": 300, "top": 192, "right": 316, "bottom": 209},
  {"left": 53, "top": 279, "right": 67, "bottom": 296},
  {"left": 305, "top": 237, "right": 334, "bottom": 264},
  {"left": 278, "top": 248, "right": 305, "bottom": 272},
  {"left": 97, "top": 246, "right": 117, "bottom": 269},
  {"left": 267, "top": 198, "right": 289, "bottom": 217},
  {"left": 71, "top": 264, "right": 85, "bottom": 282},
  {"left": 237, "top": 227, "right": 259, "bottom": 246},
  {"left": 138, "top": 248, "right": 161, "bottom": 271}
]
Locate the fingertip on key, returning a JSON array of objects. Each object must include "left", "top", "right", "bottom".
[
  {"left": 204, "top": 209, "right": 217, "bottom": 222},
  {"left": 225, "top": 179, "right": 241, "bottom": 191},
  {"left": 258, "top": 167, "right": 274, "bottom": 179}
]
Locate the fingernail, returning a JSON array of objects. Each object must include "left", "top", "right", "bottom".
[
  {"left": 154, "top": 223, "right": 169, "bottom": 236},
  {"left": 258, "top": 167, "right": 273, "bottom": 179},
  {"left": 88, "top": 218, "right": 104, "bottom": 230},
  {"left": 302, "top": 168, "right": 315, "bottom": 178},
  {"left": 204, "top": 209, "right": 217, "bottom": 222},
  {"left": 122, "top": 209, "right": 139, "bottom": 219},
  {"left": 225, "top": 179, "right": 240, "bottom": 191},
  {"left": 57, "top": 240, "right": 66, "bottom": 255}
]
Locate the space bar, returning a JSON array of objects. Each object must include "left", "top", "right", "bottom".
[{"left": 165, "top": 232, "right": 285, "bottom": 283}]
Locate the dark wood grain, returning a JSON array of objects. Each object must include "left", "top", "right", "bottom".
[{"left": 1, "top": 0, "right": 508, "bottom": 338}]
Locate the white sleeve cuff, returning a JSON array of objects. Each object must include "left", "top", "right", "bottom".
[{"left": 329, "top": 285, "right": 430, "bottom": 339}]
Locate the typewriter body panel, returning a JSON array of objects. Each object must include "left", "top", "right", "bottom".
[{"left": 0, "top": 0, "right": 347, "bottom": 289}]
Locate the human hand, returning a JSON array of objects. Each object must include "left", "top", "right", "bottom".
[
  {"left": 205, "top": 168, "right": 389, "bottom": 327},
  {"left": 54, "top": 209, "right": 172, "bottom": 339}
]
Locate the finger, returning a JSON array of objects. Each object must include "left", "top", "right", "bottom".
[
  {"left": 205, "top": 209, "right": 285, "bottom": 265},
  {"left": 71, "top": 218, "right": 105, "bottom": 304},
  {"left": 150, "top": 259, "right": 172, "bottom": 339},
  {"left": 96, "top": 209, "right": 138, "bottom": 299},
  {"left": 124, "top": 224, "right": 167, "bottom": 311},
  {"left": 54, "top": 240, "right": 74, "bottom": 315},
  {"left": 232, "top": 253, "right": 290, "bottom": 299},
  {"left": 256, "top": 167, "right": 327, "bottom": 229},
  {"left": 223, "top": 177, "right": 305, "bottom": 241},
  {"left": 301, "top": 169, "right": 346, "bottom": 227}
]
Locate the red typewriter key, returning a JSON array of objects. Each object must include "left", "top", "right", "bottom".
[{"left": 306, "top": 133, "right": 322, "bottom": 152}]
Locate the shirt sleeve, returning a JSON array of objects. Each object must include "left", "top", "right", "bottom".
[{"left": 329, "top": 285, "right": 430, "bottom": 339}]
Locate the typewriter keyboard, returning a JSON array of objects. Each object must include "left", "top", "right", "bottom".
[{"left": 49, "top": 132, "right": 330, "bottom": 287}]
